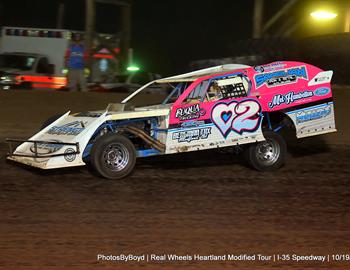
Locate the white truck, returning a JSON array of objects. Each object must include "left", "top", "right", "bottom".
[{"left": 0, "top": 26, "right": 71, "bottom": 90}]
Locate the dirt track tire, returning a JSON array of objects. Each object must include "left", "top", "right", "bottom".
[
  {"left": 90, "top": 133, "right": 136, "bottom": 179},
  {"left": 245, "top": 131, "right": 287, "bottom": 171}
]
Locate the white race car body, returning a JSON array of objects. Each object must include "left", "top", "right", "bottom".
[{"left": 7, "top": 106, "right": 171, "bottom": 169}]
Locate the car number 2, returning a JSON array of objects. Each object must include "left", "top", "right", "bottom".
[{"left": 211, "top": 99, "right": 262, "bottom": 138}]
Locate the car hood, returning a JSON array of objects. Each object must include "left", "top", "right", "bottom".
[
  {"left": 8, "top": 104, "right": 170, "bottom": 169},
  {"left": 8, "top": 112, "right": 109, "bottom": 169},
  {"left": 75, "top": 103, "right": 171, "bottom": 120}
]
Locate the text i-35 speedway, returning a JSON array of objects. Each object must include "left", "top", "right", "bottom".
[{"left": 7, "top": 61, "right": 336, "bottom": 179}]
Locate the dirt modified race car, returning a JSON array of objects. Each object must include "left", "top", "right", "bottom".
[{"left": 7, "top": 61, "right": 336, "bottom": 179}]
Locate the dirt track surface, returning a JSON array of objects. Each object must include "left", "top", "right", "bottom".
[{"left": 0, "top": 88, "right": 350, "bottom": 269}]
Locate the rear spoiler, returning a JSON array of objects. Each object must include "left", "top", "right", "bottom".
[
  {"left": 308, "top": 70, "right": 333, "bottom": 86},
  {"left": 6, "top": 138, "right": 80, "bottom": 158}
]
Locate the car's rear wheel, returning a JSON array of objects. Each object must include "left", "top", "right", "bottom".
[
  {"left": 90, "top": 133, "right": 136, "bottom": 179},
  {"left": 245, "top": 131, "right": 286, "bottom": 171}
]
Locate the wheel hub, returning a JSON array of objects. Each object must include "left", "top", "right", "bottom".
[
  {"left": 256, "top": 139, "right": 280, "bottom": 165},
  {"left": 103, "top": 143, "right": 130, "bottom": 171}
]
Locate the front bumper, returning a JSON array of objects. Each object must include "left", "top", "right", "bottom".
[{"left": 6, "top": 138, "right": 80, "bottom": 169}]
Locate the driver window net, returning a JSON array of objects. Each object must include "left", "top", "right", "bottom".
[
  {"left": 220, "top": 83, "right": 246, "bottom": 98},
  {"left": 217, "top": 77, "right": 248, "bottom": 98}
]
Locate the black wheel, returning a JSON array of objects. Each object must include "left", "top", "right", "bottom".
[
  {"left": 40, "top": 114, "right": 63, "bottom": 130},
  {"left": 90, "top": 133, "right": 136, "bottom": 179},
  {"left": 245, "top": 131, "right": 286, "bottom": 171}
]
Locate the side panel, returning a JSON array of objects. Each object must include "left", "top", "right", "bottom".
[
  {"left": 166, "top": 97, "right": 265, "bottom": 154},
  {"left": 286, "top": 101, "right": 336, "bottom": 138},
  {"left": 250, "top": 61, "right": 336, "bottom": 138},
  {"left": 165, "top": 61, "right": 337, "bottom": 154}
]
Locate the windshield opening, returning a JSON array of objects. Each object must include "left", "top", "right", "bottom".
[
  {"left": 125, "top": 81, "right": 191, "bottom": 107},
  {"left": 0, "top": 54, "right": 36, "bottom": 71}
]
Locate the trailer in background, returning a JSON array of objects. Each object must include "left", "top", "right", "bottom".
[{"left": 0, "top": 26, "right": 120, "bottom": 90}]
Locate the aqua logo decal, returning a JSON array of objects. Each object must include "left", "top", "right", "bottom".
[
  {"left": 255, "top": 66, "right": 308, "bottom": 88},
  {"left": 47, "top": 121, "right": 86, "bottom": 136}
]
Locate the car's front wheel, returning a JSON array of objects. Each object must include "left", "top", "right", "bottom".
[
  {"left": 90, "top": 133, "right": 136, "bottom": 179},
  {"left": 245, "top": 131, "right": 286, "bottom": 171}
]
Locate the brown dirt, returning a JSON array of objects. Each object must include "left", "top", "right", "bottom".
[{"left": 0, "top": 88, "right": 349, "bottom": 269}]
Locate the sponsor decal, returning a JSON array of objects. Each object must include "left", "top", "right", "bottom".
[
  {"left": 254, "top": 62, "right": 286, "bottom": 73},
  {"left": 180, "top": 120, "right": 205, "bottom": 128},
  {"left": 255, "top": 66, "right": 308, "bottom": 88},
  {"left": 308, "top": 71, "right": 333, "bottom": 86},
  {"left": 47, "top": 121, "right": 86, "bottom": 136},
  {"left": 172, "top": 127, "right": 211, "bottom": 143},
  {"left": 314, "top": 75, "right": 331, "bottom": 84},
  {"left": 175, "top": 104, "right": 206, "bottom": 121},
  {"left": 296, "top": 105, "right": 331, "bottom": 124},
  {"left": 211, "top": 99, "right": 262, "bottom": 138},
  {"left": 30, "top": 141, "right": 63, "bottom": 155},
  {"left": 254, "top": 66, "right": 264, "bottom": 73},
  {"left": 268, "top": 90, "right": 314, "bottom": 109},
  {"left": 64, "top": 148, "right": 76, "bottom": 162},
  {"left": 314, "top": 87, "right": 330, "bottom": 96}
]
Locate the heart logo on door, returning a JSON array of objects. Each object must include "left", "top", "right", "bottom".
[
  {"left": 211, "top": 99, "right": 262, "bottom": 138},
  {"left": 211, "top": 102, "right": 237, "bottom": 138}
]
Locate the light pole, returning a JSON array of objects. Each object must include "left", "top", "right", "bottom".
[
  {"left": 344, "top": 8, "right": 350, "bottom": 32},
  {"left": 253, "top": 0, "right": 264, "bottom": 38},
  {"left": 85, "top": 0, "right": 95, "bottom": 70},
  {"left": 57, "top": 0, "right": 65, "bottom": 29}
]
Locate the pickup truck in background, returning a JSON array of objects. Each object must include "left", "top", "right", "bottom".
[{"left": 0, "top": 27, "right": 70, "bottom": 90}]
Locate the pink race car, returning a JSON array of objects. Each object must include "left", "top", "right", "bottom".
[{"left": 7, "top": 61, "right": 336, "bottom": 179}]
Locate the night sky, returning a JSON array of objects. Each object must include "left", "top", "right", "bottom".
[{"left": 0, "top": 0, "right": 347, "bottom": 75}]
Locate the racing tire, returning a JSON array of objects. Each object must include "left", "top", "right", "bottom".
[
  {"left": 90, "top": 133, "right": 136, "bottom": 179},
  {"left": 245, "top": 131, "right": 286, "bottom": 171},
  {"left": 40, "top": 114, "right": 63, "bottom": 130}
]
